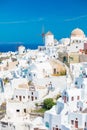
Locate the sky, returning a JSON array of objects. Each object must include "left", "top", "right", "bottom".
[{"left": 0, "top": 0, "right": 87, "bottom": 44}]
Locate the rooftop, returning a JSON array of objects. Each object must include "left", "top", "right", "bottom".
[
  {"left": 45, "top": 31, "right": 53, "bottom": 36},
  {"left": 71, "top": 28, "right": 85, "bottom": 38}
]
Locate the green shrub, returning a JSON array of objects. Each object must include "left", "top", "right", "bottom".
[{"left": 43, "top": 98, "right": 55, "bottom": 110}]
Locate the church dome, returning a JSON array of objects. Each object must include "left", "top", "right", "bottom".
[{"left": 71, "top": 28, "right": 85, "bottom": 38}]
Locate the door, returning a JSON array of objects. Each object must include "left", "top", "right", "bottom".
[
  {"left": 75, "top": 120, "right": 78, "bottom": 128},
  {"left": 64, "top": 96, "right": 67, "bottom": 103},
  {"left": 24, "top": 109, "right": 26, "bottom": 113},
  {"left": 54, "top": 68, "right": 56, "bottom": 74}
]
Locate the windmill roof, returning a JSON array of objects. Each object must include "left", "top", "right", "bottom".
[{"left": 45, "top": 31, "right": 53, "bottom": 36}]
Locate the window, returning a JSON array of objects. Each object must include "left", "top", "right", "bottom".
[
  {"left": 75, "top": 81, "right": 78, "bottom": 85},
  {"left": 28, "top": 96, "right": 30, "bottom": 99},
  {"left": 35, "top": 97, "right": 37, "bottom": 100},
  {"left": 16, "top": 95, "right": 18, "bottom": 98},
  {"left": 1, "top": 122, "right": 8, "bottom": 126},
  {"left": 77, "top": 96, "right": 80, "bottom": 100},
  {"left": 16, "top": 109, "right": 20, "bottom": 112},
  {"left": 23, "top": 96, "right": 25, "bottom": 99},
  {"left": 64, "top": 91, "right": 66, "bottom": 95},
  {"left": 19, "top": 96, "right": 22, "bottom": 101},
  {"left": 80, "top": 107, "right": 82, "bottom": 111},
  {"left": 81, "top": 84, "right": 83, "bottom": 88},
  {"left": 63, "top": 56, "right": 67, "bottom": 62},
  {"left": 71, "top": 96, "right": 74, "bottom": 101},
  {"left": 71, "top": 120, "right": 74, "bottom": 125},
  {"left": 31, "top": 96, "right": 34, "bottom": 101},
  {"left": 32, "top": 92, "right": 33, "bottom": 95},
  {"left": 24, "top": 109, "right": 26, "bottom": 113},
  {"left": 29, "top": 74, "right": 31, "bottom": 76}
]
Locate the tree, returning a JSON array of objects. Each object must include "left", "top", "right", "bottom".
[{"left": 43, "top": 98, "right": 55, "bottom": 110}]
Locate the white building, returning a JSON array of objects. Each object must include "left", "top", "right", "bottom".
[
  {"left": 14, "top": 83, "right": 39, "bottom": 102},
  {"left": 44, "top": 31, "right": 59, "bottom": 59},
  {"left": 58, "top": 28, "right": 87, "bottom": 55},
  {"left": 44, "top": 85, "right": 84, "bottom": 130},
  {"left": 18, "top": 45, "right": 26, "bottom": 55},
  {"left": 59, "top": 38, "right": 70, "bottom": 46},
  {"left": 67, "top": 28, "right": 87, "bottom": 53},
  {"left": 45, "top": 32, "right": 54, "bottom": 47},
  {"left": 68, "top": 107, "right": 87, "bottom": 130},
  {"left": 0, "top": 80, "right": 48, "bottom": 130},
  {"left": 0, "top": 98, "right": 47, "bottom": 130},
  {"left": 70, "top": 28, "right": 85, "bottom": 44},
  {"left": 27, "top": 61, "right": 52, "bottom": 79},
  {"left": 44, "top": 64, "right": 87, "bottom": 130}
]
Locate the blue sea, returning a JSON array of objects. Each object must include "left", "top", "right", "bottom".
[{"left": 0, "top": 42, "right": 44, "bottom": 52}]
